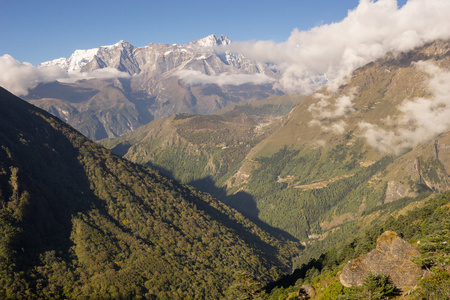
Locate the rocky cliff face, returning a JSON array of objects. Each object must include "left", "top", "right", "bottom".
[
  {"left": 340, "top": 231, "right": 423, "bottom": 289},
  {"left": 27, "top": 35, "right": 282, "bottom": 140}
]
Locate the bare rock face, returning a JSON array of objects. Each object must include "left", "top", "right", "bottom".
[
  {"left": 340, "top": 231, "right": 422, "bottom": 289},
  {"left": 384, "top": 181, "right": 412, "bottom": 203}
]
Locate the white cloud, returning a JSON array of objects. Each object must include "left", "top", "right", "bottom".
[
  {"left": 308, "top": 92, "right": 356, "bottom": 119},
  {"left": 0, "top": 54, "right": 130, "bottom": 96},
  {"left": 359, "top": 61, "right": 450, "bottom": 154},
  {"left": 309, "top": 119, "right": 348, "bottom": 135},
  {"left": 175, "top": 69, "right": 275, "bottom": 86},
  {"left": 330, "top": 120, "right": 348, "bottom": 135},
  {"left": 221, "top": 0, "right": 450, "bottom": 94},
  {"left": 58, "top": 68, "right": 130, "bottom": 83},
  {"left": 307, "top": 89, "right": 356, "bottom": 135},
  {"left": 0, "top": 54, "right": 67, "bottom": 96},
  {"left": 312, "top": 139, "right": 327, "bottom": 148}
]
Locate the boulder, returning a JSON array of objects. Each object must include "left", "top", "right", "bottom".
[{"left": 340, "top": 231, "right": 423, "bottom": 289}]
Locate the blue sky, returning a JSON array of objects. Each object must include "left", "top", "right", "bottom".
[{"left": 1, "top": 0, "right": 406, "bottom": 65}]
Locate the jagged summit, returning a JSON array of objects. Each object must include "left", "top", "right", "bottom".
[
  {"left": 39, "top": 35, "right": 232, "bottom": 73},
  {"left": 38, "top": 47, "right": 99, "bottom": 72},
  {"left": 189, "top": 34, "right": 232, "bottom": 47},
  {"left": 37, "top": 41, "right": 135, "bottom": 72}
]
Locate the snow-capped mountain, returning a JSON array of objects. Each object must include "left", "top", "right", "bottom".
[
  {"left": 28, "top": 35, "right": 282, "bottom": 140},
  {"left": 39, "top": 41, "right": 137, "bottom": 73},
  {"left": 39, "top": 35, "right": 269, "bottom": 76},
  {"left": 39, "top": 47, "right": 102, "bottom": 72}
]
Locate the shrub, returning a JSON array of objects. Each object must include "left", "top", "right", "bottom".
[{"left": 341, "top": 273, "right": 396, "bottom": 300}]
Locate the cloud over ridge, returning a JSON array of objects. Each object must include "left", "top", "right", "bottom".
[
  {"left": 0, "top": 54, "right": 67, "bottom": 96},
  {"left": 175, "top": 70, "right": 275, "bottom": 87},
  {"left": 359, "top": 61, "right": 450, "bottom": 154},
  {"left": 0, "top": 54, "right": 130, "bottom": 96},
  {"left": 222, "top": 0, "right": 450, "bottom": 94}
]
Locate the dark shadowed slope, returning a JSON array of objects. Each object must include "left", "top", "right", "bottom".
[{"left": 0, "top": 87, "right": 299, "bottom": 299}]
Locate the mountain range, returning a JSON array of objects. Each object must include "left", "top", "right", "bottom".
[{"left": 25, "top": 35, "right": 282, "bottom": 140}]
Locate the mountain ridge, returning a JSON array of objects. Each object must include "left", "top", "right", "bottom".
[
  {"left": 27, "top": 34, "right": 282, "bottom": 140},
  {"left": 38, "top": 35, "right": 232, "bottom": 73}
]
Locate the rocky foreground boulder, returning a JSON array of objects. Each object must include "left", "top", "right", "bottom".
[{"left": 340, "top": 231, "right": 423, "bottom": 289}]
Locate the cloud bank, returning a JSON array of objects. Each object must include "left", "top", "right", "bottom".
[
  {"left": 0, "top": 54, "right": 67, "bottom": 96},
  {"left": 175, "top": 70, "right": 275, "bottom": 87},
  {"left": 359, "top": 61, "right": 450, "bottom": 154},
  {"left": 0, "top": 54, "right": 130, "bottom": 96},
  {"left": 59, "top": 68, "right": 131, "bottom": 84},
  {"left": 308, "top": 91, "right": 357, "bottom": 119},
  {"left": 222, "top": 0, "right": 450, "bottom": 94}
]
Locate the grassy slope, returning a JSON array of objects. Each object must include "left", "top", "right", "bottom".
[{"left": 99, "top": 95, "right": 304, "bottom": 194}]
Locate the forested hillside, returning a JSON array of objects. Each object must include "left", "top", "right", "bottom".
[
  {"left": 0, "top": 87, "right": 300, "bottom": 299},
  {"left": 263, "top": 191, "right": 450, "bottom": 299}
]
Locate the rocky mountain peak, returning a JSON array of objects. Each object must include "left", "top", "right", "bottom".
[
  {"left": 189, "top": 34, "right": 231, "bottom": 47},
  {"left": 101, "top": 40, "right": 134, "bottom": 51}
]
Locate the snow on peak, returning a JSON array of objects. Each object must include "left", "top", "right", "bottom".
[
  {"left": 190, "top": 34, "right": 232, "bottom": 47},
  {"left": 38, "top": 40, "right": 135, "bottom": 72},
  {"left": 39, "top": 47, "right": 99, "bottom": 72},
  {"left": 67, "top": 47, "right": 99, "bottom": 71},
  {"left": 216, "top": 35, "right": 232, "bottom": 46},
  {"left": 102, "top": 40, "right": 132, "bottom": 49},
  {"left": 38, "top": 36, "right": 233, "bottom": 72}
]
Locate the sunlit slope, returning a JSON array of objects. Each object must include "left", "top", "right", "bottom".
[
  {"left": 224, "top": 40, "right": 450, "bottom": 240},
  {"left": 99, "top": 94, "right": 304, "bottom": 191}
]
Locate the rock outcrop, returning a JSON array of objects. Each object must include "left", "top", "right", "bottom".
[{"left": 340, "top": 231, "right": 423, "bottom": 289}]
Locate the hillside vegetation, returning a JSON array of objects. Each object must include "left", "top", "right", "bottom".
[
  {"left": 0, "top": 87, "right": 300, "bottom": 299},
  {"left": 263, "top": 191, "right": 450, "bottom": 299},
  {"left": 99, "top": 94, "right": 303, "bottom": 198}
]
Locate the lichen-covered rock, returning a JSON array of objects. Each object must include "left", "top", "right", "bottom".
[{"left": 340, "top": 231, "right": 423, "bottom": 289}]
